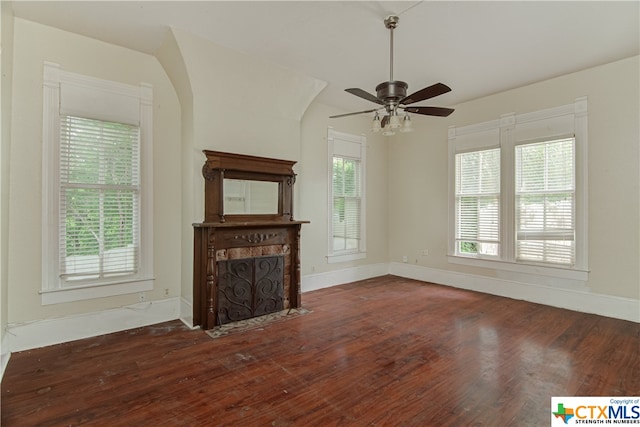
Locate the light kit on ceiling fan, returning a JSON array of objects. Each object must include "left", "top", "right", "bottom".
[
  {"left": 330, "top": 15, "right": 454, "bottom": 136},
  {"left": 372, "top": 112, "right": 382, "bottom": 132},
  {"left": 400, "top": 113, "right": 413, "bottom": 133}
]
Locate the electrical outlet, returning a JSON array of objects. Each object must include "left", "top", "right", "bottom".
[
  {"left": 138, "top": 292, "right": 145, "bottom": 303},
  {"left": 164, "top": 288, "right": 169, "bottom": 297},
  {"left": 402, "top": 255, "right": 408, "bottom": 263},
  {"left": 422, "top": 249, "right": 429, "bottom": 256}
]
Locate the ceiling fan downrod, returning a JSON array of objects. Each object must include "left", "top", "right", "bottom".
[
  {"left": 384, "top": 15, "right": 399, "bottom": 81},
  {"left": 378, "top": 15, "right": 406, "bottom": 114}
]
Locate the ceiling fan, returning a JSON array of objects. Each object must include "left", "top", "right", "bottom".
[{"left": 330, "top": 15, "right": 454, "bottom": 135}]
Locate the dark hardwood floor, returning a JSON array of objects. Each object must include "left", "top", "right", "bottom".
[{"left": 2, "top": 275, "right": 639, "bottom": 426}]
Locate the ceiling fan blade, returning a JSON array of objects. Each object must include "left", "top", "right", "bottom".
[
  {"left": 400, "top": 83, "right": 452, "bottom": 105},
  {"left": 329, "top": 108, "right": 379, "bottom": 119},
  {"left": 345, "top": 88, "right": 384, "bottom": 105},
  {"left": 404, "top": 106, "right": 455, "bottom": 117},
  {"left": 381, "top": 115, "right": 390, "bottom": 128}
]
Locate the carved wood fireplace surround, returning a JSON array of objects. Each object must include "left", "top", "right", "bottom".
[{"left": 193, "top": 151, "right": 308, "bottom": 330}]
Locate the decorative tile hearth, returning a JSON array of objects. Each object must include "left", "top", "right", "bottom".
[{"left": 204, "top": 308, "right": 311, "bottom": 339}]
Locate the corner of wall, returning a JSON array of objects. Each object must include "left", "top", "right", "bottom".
[
  {"left": 155, "top": 28, "right": 195, "bottom": 318},
  {"left": 1, "top": 0, "right": 16, "bottom": 380}
]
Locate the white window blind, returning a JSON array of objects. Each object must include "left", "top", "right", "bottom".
[
  {"left": 59, "top": 115, "right": 140, "bottom": 284},
  {"left": 455, "top": 148, "right": 500, "bottom": 257},
  {"left": 332, "top": 156, "right": 361, "bottom": 252},
  {"left": 515, "top": 138, "right": 575, "bottom": 265}
]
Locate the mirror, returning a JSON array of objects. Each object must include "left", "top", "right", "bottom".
[{"left": 223, "top": 179, "right": 279, "bottom": 215}]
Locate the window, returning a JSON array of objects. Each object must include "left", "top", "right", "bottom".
[
  {"left": 448, "top": 98, "right": 588, "bottom": 279},
  {"left": 42, "top": 63, "right": 153, "bottom": 304},
  {"left": 455, "top": 148, "right": 500, "bottom": 258},
  {"left": 327, "top": 129, "right": 366, "bottom": 262},
  {"left": 59, "top": 116, "right": 140, "bottom": 282},
  {"left": 332, "top": 156, "right": 361, "bottom": 251},
  {"left": 515, "top": 138, "right": 575, "bottom": 265}
]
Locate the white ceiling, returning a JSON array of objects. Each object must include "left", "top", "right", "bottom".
[{"left": 10, "top": 1, "right": 640, "bottom": 113}]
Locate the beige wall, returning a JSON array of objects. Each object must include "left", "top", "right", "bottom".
[
  {"left": 1, "top": 2, "right": 15, "bottom": 357},
  {"left": 2, "top": 14, "right": 637, "bottom": 345},
  {"left": 389, "top": 55, "right": 640, "bottom": 300},
  {"left": 156, "top": 28, "right": 325, "bottom": 309},
  {"left": 299, "top": 102, "right": 389, "bottom": 275},
  {"left": 7, "top": 18, "right": 182, "bottom": 323},
  {"left": 170, "top": 27, "right": 325, "bottom": 162}
]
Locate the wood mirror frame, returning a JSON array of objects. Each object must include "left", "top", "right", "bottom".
[{"left": 201, "top": 150, "right": 297, "bottom": 223}]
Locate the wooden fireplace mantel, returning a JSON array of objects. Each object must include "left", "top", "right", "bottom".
[
  {"left": 193, "top": 151, "right": 309, "bottom": 330},
  {"left": 192, "top": 220, "right": 307, "bottom": 330}
]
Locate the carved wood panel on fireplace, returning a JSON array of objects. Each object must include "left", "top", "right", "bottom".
[{"left": 193, "top": 151, "right": 309, "bottom": 330}]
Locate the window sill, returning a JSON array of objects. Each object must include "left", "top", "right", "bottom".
[
  {"left": 447, "top": 255, "right": 589, "bottom": 281},
  {"left": 327, "top": 252, "right": 367, "bottom": 264},
  {"left": 41, "top": 277, "right": 154, "bottom": 305}
]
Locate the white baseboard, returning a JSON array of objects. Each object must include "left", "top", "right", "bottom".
[
  {"left": 301, "top": 263, "right": 389, "bottom": 293},
  {"left": 389, "top": 262, "right": 640, "bottom": 323},
  {"left": 7, "top": 297, "right": 181, "bottom": 352},
  {"left": 179, "top": 297, "right": 198, "bottom": 329},
  {"left": 1, "top": 332, "right": 10, "bottom": 380}
]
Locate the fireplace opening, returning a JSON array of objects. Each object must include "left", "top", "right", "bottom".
[{"left": 216, "top": 255, "right": 285, "bottom": 325}]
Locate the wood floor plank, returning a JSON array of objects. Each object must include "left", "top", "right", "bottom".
[{"left": 2, "top": 275, "right": 639, "bottom": 426}]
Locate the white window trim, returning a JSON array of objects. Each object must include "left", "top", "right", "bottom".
[
  {"left": 327, "top": 128, "right": 367, "bottom": 263},
  {"left": 447, "top": 97, "right": 588, "bottom": 281},
  {"left": 41, "top": 62, "right": 154, "bottom": 304}
]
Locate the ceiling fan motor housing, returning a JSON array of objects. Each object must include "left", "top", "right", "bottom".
[{"left": 376, "top": 80, "right": 408, "bottom": 105}]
